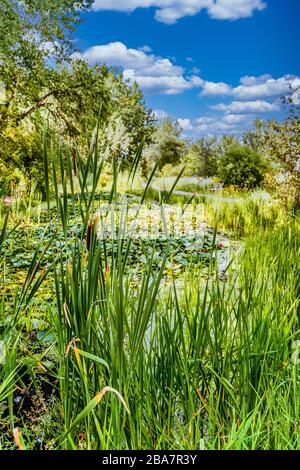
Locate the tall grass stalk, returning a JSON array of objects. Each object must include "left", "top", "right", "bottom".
[{"left": 41, "top": 130, "right": 300, "bottom": 449}]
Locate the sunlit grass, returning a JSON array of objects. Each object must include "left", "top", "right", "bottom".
[{"left": 0, "top": 131, "right": 299, "bottom": 450}]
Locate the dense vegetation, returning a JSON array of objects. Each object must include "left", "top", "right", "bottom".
[
  {"left": 0, "top": 0, "right": 300, "bottom": 452},
  {"left": 1, "top": 136, "right": 299, "bottom": 450}
]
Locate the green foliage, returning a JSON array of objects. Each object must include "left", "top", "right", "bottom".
[
  {"left": 218, "top": 145, "right": 268, "bottom": 189},
  {"left": 260, "top": 113, "right": 300, "bottom": 210},
  {"left": 0, "top": 0, "right": 91, "bottom": 62},
  {"left": 218, "top": 134, "right": 240, "bottom": 153},
  {"left": 242, "top": 119, "right": 265, "bottom": 152},
  {"left": 100, "top": 79, "right": 155, "bottom": 167},
  {"left": 1, "top": 0, "right": 300, "bottom": 451},
  {"left": 241, "top": 99, "right": 300, "bottom": 211},
  {"left": 185, "top": 137, "right": 218, "bottom": 177},
  {"left": 1, "top": 133, "right": 300, "bottom": 449},
  {"left": 0, "top": 1, "right": 154, "bottom": 192},
  {"left": 204, "top": 192, "right": 287, "bottom": 237},
  {"left": 0, "top": 123, "right": 44, "bottom": 192},
  {"left": 147, "top": 119, "right": 186, "bottom": 170},
  {"left": 0, "top": 0, "right": 91, "bottom": 130}
]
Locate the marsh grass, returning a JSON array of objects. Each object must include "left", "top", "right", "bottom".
[
  {"left": 203, "top": 194, "right": 287, "bottom": 237},
  {"left": 50, "top": 220, "right": 300, "bottom": 449},
  {"left": 0, "top": 129, "right": 299, "bottom": 449}
]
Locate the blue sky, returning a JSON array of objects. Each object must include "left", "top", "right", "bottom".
[{"left": 74, "top": 0, "right": 300, "bottom": 137}]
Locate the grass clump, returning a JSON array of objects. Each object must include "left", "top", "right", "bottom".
[{"left": 0, "top": 132, "right": 299, "bottom": 450}]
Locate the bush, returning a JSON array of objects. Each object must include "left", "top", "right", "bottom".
[
  {"left": 160, "top": 163, "right": 184, "bottom": 177},
  {"left": 0, "top": 124, "right": 44, "bottom": 194},
  {"left": 218, "top": 145, "right": 268, "bottom": 189}
]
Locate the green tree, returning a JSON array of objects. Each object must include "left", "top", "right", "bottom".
[
  {"left": 0, "top": 58, "right": 111, "bottom": 189},
  {"left": 102, "top": 78, "right": 155, "bottom": 168},
  {"left": 149, "top": 119, "right": 185, "bottom": 170},
  {"left": 241, "top": 93, "right": 300, "bottom": 209},
  {"left": 242, "top": 119, "right": 265, "bottom": 152},
  {"left": 218, "top": 135, "right": 240, "bottom": 155},
  {"left": 186, "top": 137, "right": 218, "bottom": 177},
  {"left": 0, "top": 1, "right": 155, "bottom": 188},
  {"left": 0, "top": 0, "right": 92, "bottom": 131},
  {"left": 218, "top": 145, "right": 268, "bottom": 189},
  {"left": 256, "top": 94, "right": 300, "bottom": 209},
  {"left": 0, "top": 0, "right": 92, "bottom": 188}
]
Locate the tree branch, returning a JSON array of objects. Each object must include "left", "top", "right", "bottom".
[
  {"left": 15, "top": 90, "right": 55, "bottom": 123},
  {"left": 15, "top": 84, "right": 84, "bottom": 123}
]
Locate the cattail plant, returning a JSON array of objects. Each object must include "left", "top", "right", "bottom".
[{"left": 40, "top": 125, "right": 300, "bottom": 450}]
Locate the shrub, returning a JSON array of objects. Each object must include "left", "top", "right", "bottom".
[{"left": 218, "top": 145, "right": 268, "bottom": 189}]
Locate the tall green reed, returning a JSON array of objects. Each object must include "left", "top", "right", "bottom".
[{"left": 42, "top": 129, "right": 300, "bottom": 449}]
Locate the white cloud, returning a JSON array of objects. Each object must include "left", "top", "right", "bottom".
[
  {"left": 208, "top": 0, "right": 266, "bottom": 20},
  {"left": 211, "top": 100, "right": 280, "bottom": 113},
  {"left": 190, "top": 66, "right": 201, "bottom": 74},
  {"left": 92, "top": 0, "right": 267, "bottom": 24},
  {"left": 199, "top": 74, "right": 300, "bottom": 100},
  {"left": 138, "top": 45, "right": 152, "bottom": 53},
  {"left": 201, "top": 81, "right": 232, "bottom": 96},
  {"left": 233, "top": 75, "right": 299, "bottom": 100},
  {"left": 196, "top": 116, "right": 217, "bottom": 125},
  {"left": 75, "top": 41, "right": 204, "bottom": 95},
  {"left": 196, "top": 121, "right": 236, "bottom": 134},
  {"left": 195, "top": 112, "right": 253, "bottom": 135},
  {"left": 74, "top": 42, "right": 299, "bottom": 100},
  {"left": 222, "top": 113, "right": 250, "bottom": 124},
  {"left": 239, "top": 74, "right": 272, "bottom": 86},
  {"left": 123, "top": 70, "right": 203, "bottom": 95},
  {"left": 177, "top": 118, "right": 194, "bottom": 131},
  {"left": 76, "top": 42, "right": 181, "bottom": 75},
  {"left": 74, "top": 42, "right": 299, "bottom": 109},
  {"left": 153, "top": 109, "right": 168, "bottom": 120}
]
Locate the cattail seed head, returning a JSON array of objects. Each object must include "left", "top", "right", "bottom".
[
  {"left": 105, "top": 265, "right": 111, "bottom": 284},
  {"left": 86, "top": 213, "right": 94, "bottom": 251}
]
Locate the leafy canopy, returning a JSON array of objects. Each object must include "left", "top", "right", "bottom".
[
  {"left": 186, "top": 137, "right": 218, "bottom": 177},
  {"left": 151, "top": 119, "right": 186, "bottom": 170},
  {"left": 0, "top": 0, "right": 155, "bottom": 189}
]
